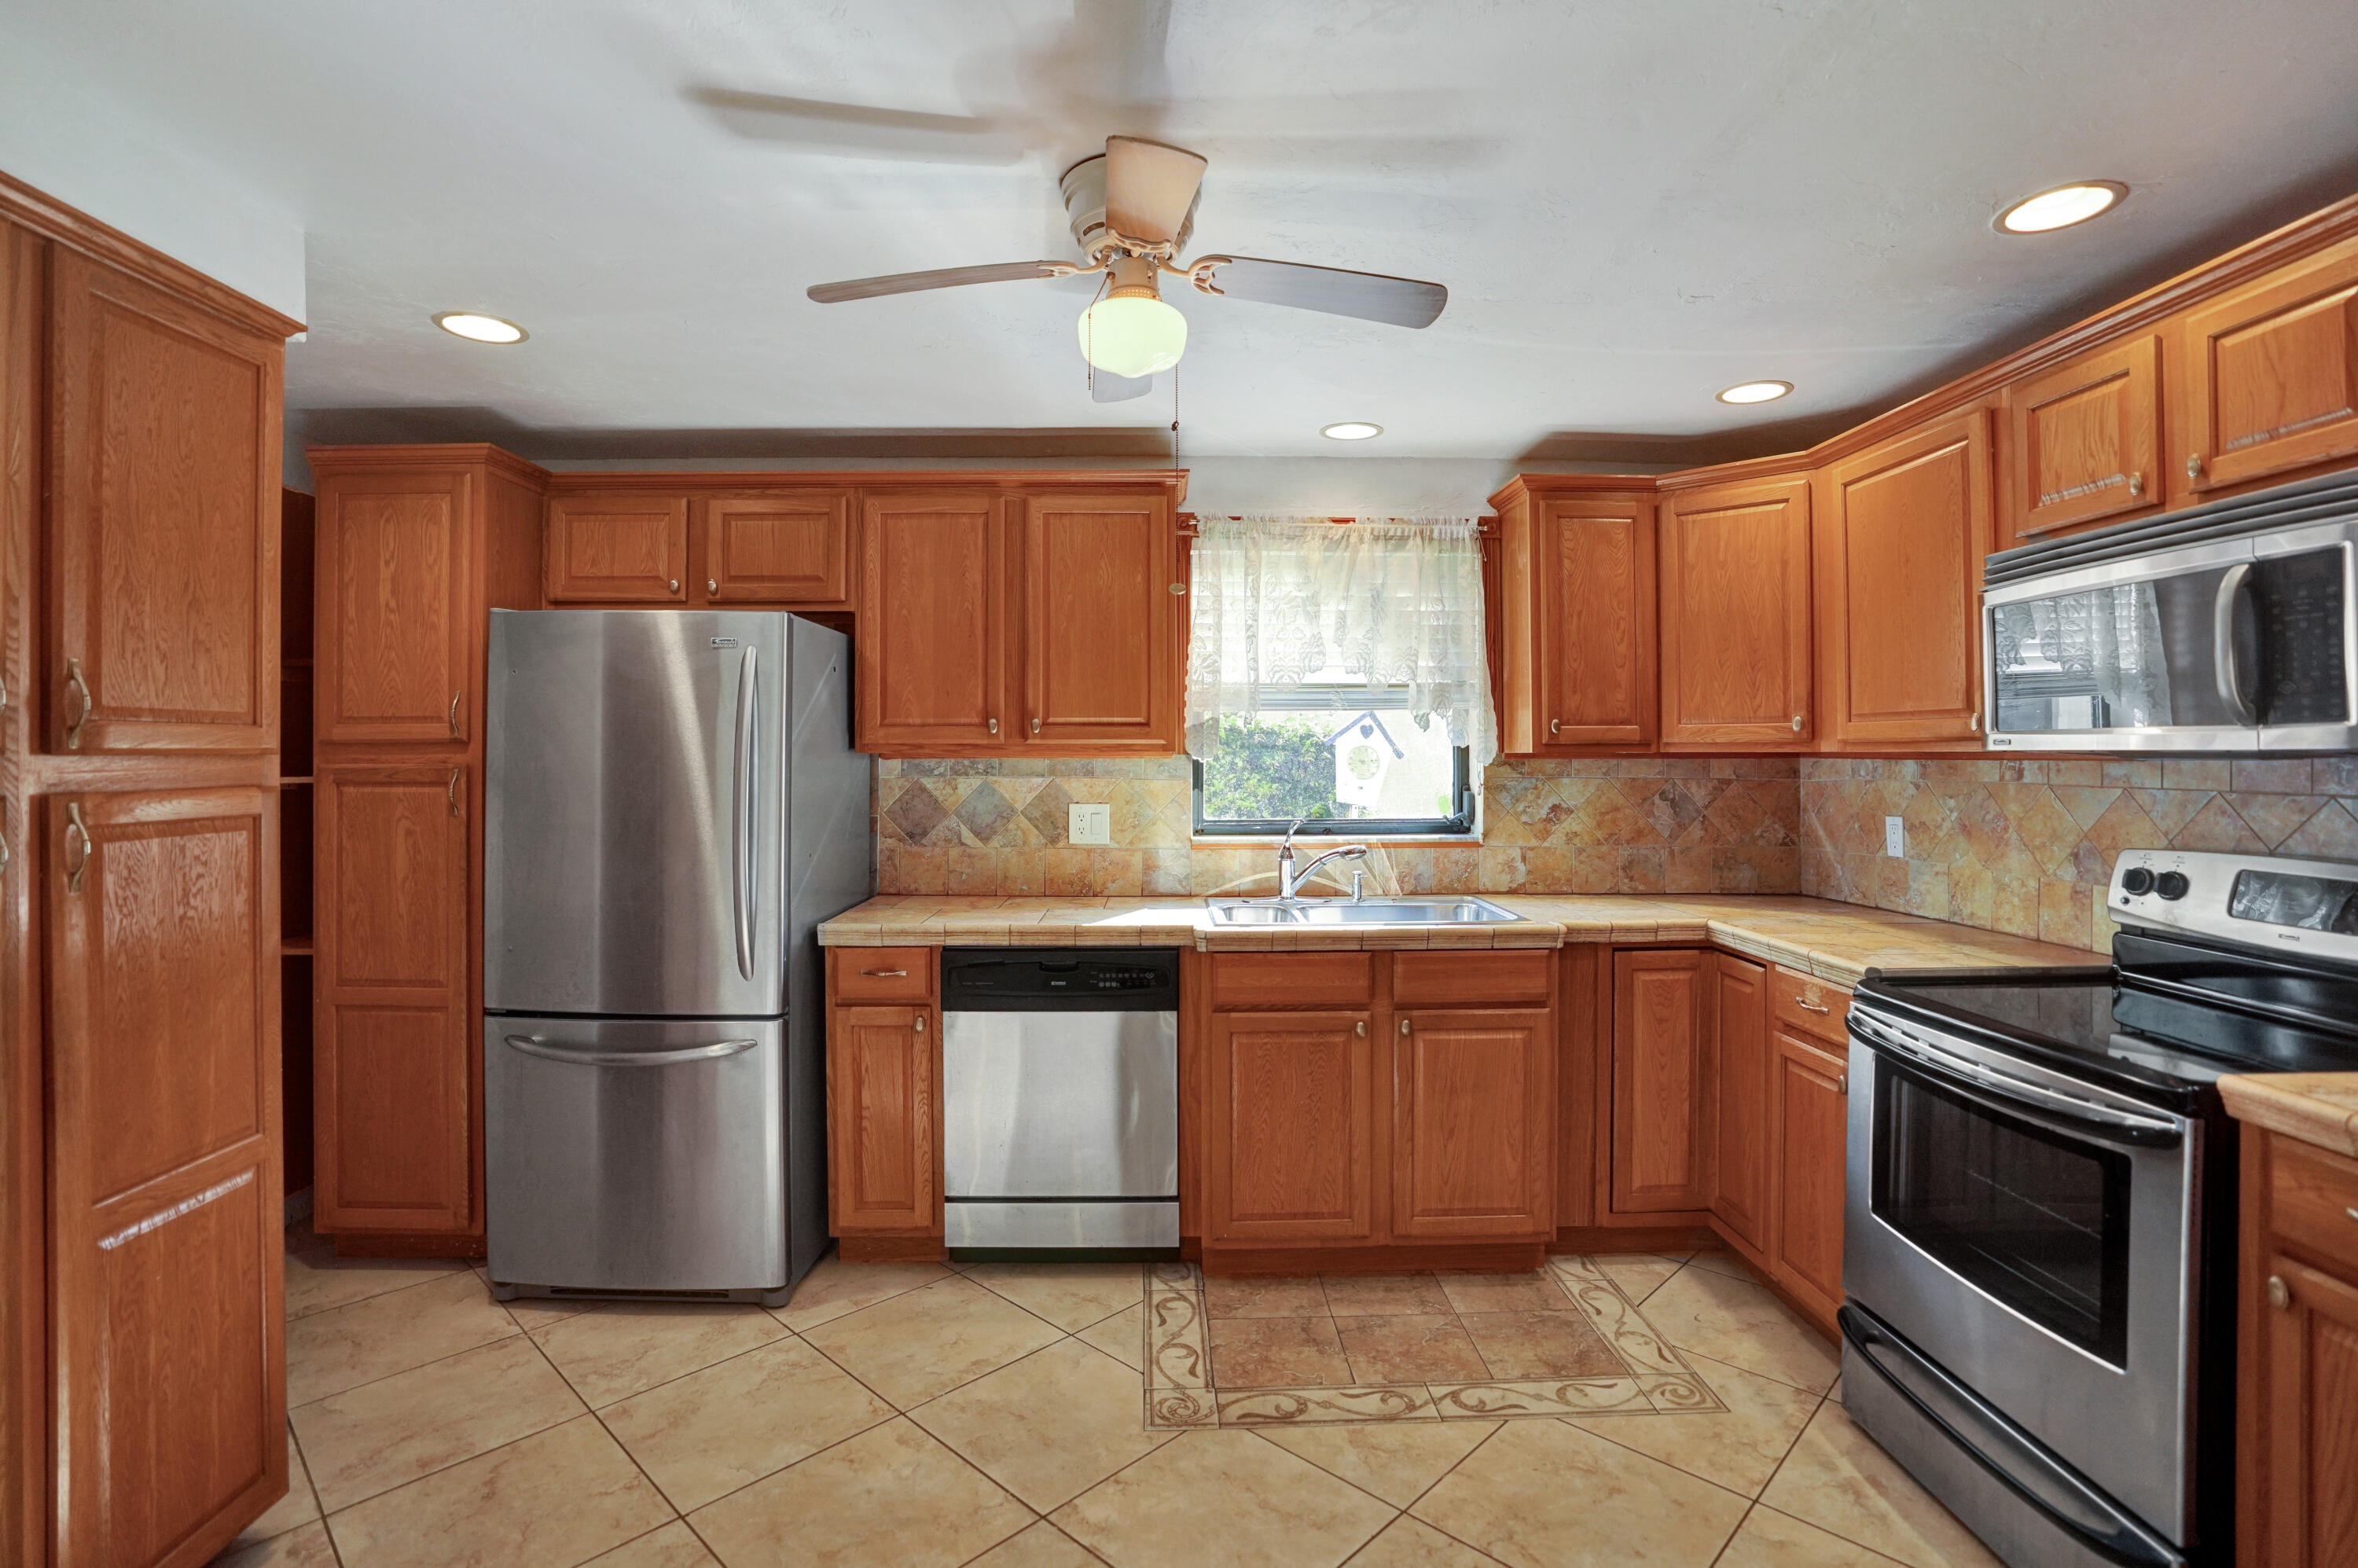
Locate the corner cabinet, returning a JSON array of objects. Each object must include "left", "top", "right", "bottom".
[
  {"left": 1490, "top": 478, "right": 1658, "bottom": 754},
  {"left": 1657, "top": 472, "right": 1813, "bottom": 749},
  {"left": 858, "top": 483, "right": 1181, "bottom": 757}
]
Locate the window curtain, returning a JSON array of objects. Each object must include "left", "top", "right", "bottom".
[{"left": 1184, "top": 515, "right": 1497, "bottom": 764}]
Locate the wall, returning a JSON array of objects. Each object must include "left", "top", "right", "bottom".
[
  {"left": 876, "top": 756, "right": 1801, "bottom": 898},
  {"left": 1800, "top": 757, "right": 2358, "bottom": 953}
]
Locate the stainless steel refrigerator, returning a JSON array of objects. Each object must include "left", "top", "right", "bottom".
[{"left": 480, "top": 610, "right": 871, "bottom": 1305}]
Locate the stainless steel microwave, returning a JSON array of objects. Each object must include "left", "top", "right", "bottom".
[{"left": 1982, "top": 471, "right": 2358, "bottom": 753}]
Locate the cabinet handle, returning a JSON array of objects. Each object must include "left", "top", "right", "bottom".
[
  {"left": 448, "top": 769, "right": 462, "bottom": 817},
  {"left": 0, "top": 811, "right": 9, "bottom": 874},
  {"left": 2267, "top": 1274, "right": 2291, "bottom": 1311},
  {"left": 1836, "top": 1074, "right": 1849, "bottom": 1095},
  {"left": 1030, "top": 718, "right": 1042, "bottom": 735},
  {"left": 2345, "top": 1206, "right": 2358, "bottom": 1225},
  {"left": 2187, "top": 454, "right": 2203, "bottom": 481},
  {"left": 1971, "top": 711, "right": 1983, "bottom": 733},
  {"left": 2127, "top": 470, "right": 2144, "bottom": 498},
  {"left": 1796, "top": 999, "right": 1831, "bottom": 1014},
  {"left": 1398, "top": 1018, "right": 1412, "bottom": 1036},
  {"left": 64, "top": 802, "right": 90, "bottom": 893},
  {"left": 862, "top": 968, "right": 909, "bottom": 978},
  {"left": 707, "top": 578, "right": 718, "bottom": 595},
  {"left": 987, "top": 718, "right": 998, "bottom": 736},
  {"left": 668, "top": 578, "right": 680, "bottom": 594},
  {"left": 63, "top": 658, "right": 90, "bottom": 750},
  {"left": 448, "top": 692, "right": 462, "bottom": 738},
  {"left": 1790, "top": 714, "right": 1804, "bottom": 733},
  {"left": 913, "top": 1014, "right": 927, "bottom": 1034},
  {"left": 1548, "top": 719, "right": 1561, "bottom": 736},
  {"left": 1168, "top": 582, "right": 1187, "bottom": 595},
  {"left": 1354, "top": 1020, "right": 1367, "bottom": 1037}
]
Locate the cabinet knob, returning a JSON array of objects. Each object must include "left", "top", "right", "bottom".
[
  {"left": 987, "top": 718, "right": 998, "bottom": 736},
  {"left": 2127, "top": 471, "right": 2144, "bottom": 498},
  {"left": 913, "top": 1013, "right": 926, "bottom": 1034},
  {"left": 2268, "top": 1274, "right": 2291, "bottom": 1311},
  {"left": 1030, "top": 718, "right": 1042, "bottom": 734},
  {"left": 667, "top": 578, "right": 680, "bottom": 594},
  {"left": 1354, "top": 1020, "right": 1367, "bottom": 1037},
  {"left": 1971, "top": 711, "right": 1983, "bottom": 733},
  {"left": 1790, "top": 714, "right": 1804, "bottom": 733},
  {"left": 1168, "top": 582, "right": 1187, "bottom": 595},
  {"left": 1398, "top": 1018, "right": 1412, "bottom": 1036},
  {"left": 1548, "top": 719, "right": 1561, "bottom": 736},
  {"left": 1836, "top": 1074, "right": 1849, "bottom": 1095},
  {"left": 707, "top": 578, "right": 718, "bottom": 595},
  {"left": 2187, "top": 454, "right": 2204, "bottom": 480}
]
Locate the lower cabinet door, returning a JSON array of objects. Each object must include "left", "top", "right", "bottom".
[
  {"left": 1769, "top": 1031, "right": 1848, "bottom": 1323},
  {"left": 1205, "top": 1011, "right": 1376, "bottom": 1242},
  {"left": 314, "top": 764, "right": 475, "bottom": 1232},
  {"left": 2258, "top": 1254, "right": 2358, "bottom": 1567},
  {"left": 826, "top": 1006, "right": 939, "bottom": 1234},
  {"left": 1710, "top": 954, "right": 1771, "bottom": 1252},
  {"left": 1390, "top": 1008, "right": 1553, "bottom": 1239},
  {"left": 1611, "top": 949, "right": 1710, "bottom": 1213},
  {"left": 46, "top": 788, "right": 285, "bottom": 1567}
]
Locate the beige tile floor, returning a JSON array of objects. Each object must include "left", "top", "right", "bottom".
[{"left": 216, "top": 1229, "right": 2004, "bottom": 1568}]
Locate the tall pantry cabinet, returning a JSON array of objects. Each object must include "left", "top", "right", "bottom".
[
  {"left": 1, "top": 173, "right": 299, "bottom": 1568},
  {"left": 307, "top": 446, "right": 547, "bottom": 1247}
]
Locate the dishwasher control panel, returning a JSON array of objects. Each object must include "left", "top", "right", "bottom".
[{"left": 941, "top": 948, "right": 1182, "bottom": 1011}]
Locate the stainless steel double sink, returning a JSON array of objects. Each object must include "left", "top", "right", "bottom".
[{"left": 1206, "top": 896, "right": 1522, "bottom": 927}]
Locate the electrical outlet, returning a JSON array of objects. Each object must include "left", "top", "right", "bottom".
[
  {"left": 1069, "top": 802, "right": 1112, "bottom": 846},
  {"left": 1885, "top": 815, "right": 1907, "bottom": 857}
]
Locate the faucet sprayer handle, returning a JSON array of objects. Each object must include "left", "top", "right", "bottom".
[{"left": 1280, "top": 817, "right": 1306, "bottom": 854}]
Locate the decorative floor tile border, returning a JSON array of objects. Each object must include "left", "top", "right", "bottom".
[{"left": 1140, "top": 1256, "right": 1724, "bottom": 1429}]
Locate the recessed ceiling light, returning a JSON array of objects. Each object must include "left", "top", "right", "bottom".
[
  {"left": 1321, "top": 421, "right": 1383, "bottom": 440},
  {"left": 1716, "top": 380, "right": 1792, "bottom": 406},
  {"left": 1995, "top": 181, "right": 2127, "bottom": 234},
  {"left": 433, "top": 311, "right": 528, "bottom": 343}
]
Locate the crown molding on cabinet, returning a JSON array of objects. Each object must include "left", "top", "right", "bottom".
[{"left": 539, "top": 468, "right": 1190, "bottom": 501}]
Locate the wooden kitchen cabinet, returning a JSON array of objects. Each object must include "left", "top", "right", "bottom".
[
  {"left": 43, "top": 787, "right": 283, "bottom": 1568},
  {"left": 1203, "top": 1011, "right": 1379, "bottom": 1243},
  {"left": 311, "top": 764, "right": 476, "bottom": 1233},
  {"left": 1017, "top": 490, "right": 1178, "bottom": 748},
  {"left": 2239, "top": 1127, "right": 2358, "bottom": 1567},
  {"left": 2004, "top": 334, "right": 2164, "bottom": 539},
  {"left": 1820, "top": 412, "right": 1991, "bottom": 746},
  {"left": 1768, "top": 1030, "right": 1848, "bottom": 1331},
  {"left": 1390, "top": 1008, "right": 1554, "bottom": 1239},
  {"left": 1708, "top": 953, "right": 1771, "bottom": 1254},
  {"left": 1658, "top": 473, "right": 1813, "bottom": 748},
  {"left": 858, "top": 490, "right": 1008, "bottom": 753},
  {"left": 46, "top": 248, "right": 281, "bottom": 755},
  {"left": 1489, "top": 479, "right": 1657, "bottom": 753},
  {"left": 826, "top": 1006, "right": 940, "bottom": 1236},
  {"left": 2180, "top": 237, "right": 2358, "bottom": 498},
  {"left": 1610, "top": 949, "right": 1710, "bottom": 1214},
  {"left": 545, "top": 491, "right": 690, "bottom": 603},
  {"left": 697, "top": 490, "right": 853, "bottom": 605},
  {"left": 315, "top": 468, "right": 477, "bottom": 747}
]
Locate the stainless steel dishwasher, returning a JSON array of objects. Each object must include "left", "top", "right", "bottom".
[{"left": 940, "top": 947, "right": 1181, "bottom": 1251}]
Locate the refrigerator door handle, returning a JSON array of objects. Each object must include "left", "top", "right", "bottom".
[
  {"left": 733, "top": 644, "right": 758, "bottom": 980},
  {"left": 502, "top": 1034, "right": 760, "bottom": 1067}
]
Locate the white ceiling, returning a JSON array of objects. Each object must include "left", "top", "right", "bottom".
[{"left": 11, "top": 0, "right": 2358, "bottom": 465}]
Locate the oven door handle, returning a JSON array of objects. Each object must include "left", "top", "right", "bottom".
[{"left": 1851, "top": 1014, "right": 2184, "bottom": 1148}]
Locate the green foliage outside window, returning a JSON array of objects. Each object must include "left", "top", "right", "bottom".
[{"left": 1198, "top": 714, "right": 1339, "bottom": 822}]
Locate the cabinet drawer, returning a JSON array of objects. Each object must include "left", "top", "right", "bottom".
[
  {"left": 832, "top": 948, "right": 936, "bottom": 1003},
  {"left": 1393, "top": 950, "right": 1552, "bottom": 1007},
  {"left": 1770, "top": 967, "right": 1849, "bottom": 1047},
  {"left": 1210, "top": 953, "right": 1372, "bottom": 1009},
  {"left": 2271, "top": 1137, "right": 2358, "bottom": 1270}
]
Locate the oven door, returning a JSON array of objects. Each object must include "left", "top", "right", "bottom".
[{"left": 1844, "top": 1008, "right": 2200, "bottom": 1542}]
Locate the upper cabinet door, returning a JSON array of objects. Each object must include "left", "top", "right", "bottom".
[
  {"left": 698, "top": 490, "right": 853, "bottom": 604},
  {"left": 2004, "top": 335, "right": 2162, "bottom": 539},
  {"left": 545, "top": 492, "right": 689, "bottom": 602},
  {"left": 46, "top": 249, "right": 281, "bottom": 755},
  {"left": 1658, "top": 475, "right": 1813, "bottom": 747},
  {"left": 858, "top": 491, "right": 1006, "bottom": 752},
  {"left": 45, "top": 787, "right": 284, "bottom": 1567},
  {"left": 1017, "top": 490, "right": 1177, "bottom": 749},
  {"left": 1538, "top": 495, "right": 1657, "bottom": 749},
  {"left": 1823, "top": 412, "right": 1991, "bottom": 745},
  {"left": 316, "top": 468, "right": 475, "bottom": 747},
  {"left": 2183, "top": 241, "right": 2358, "bottom": 496}
]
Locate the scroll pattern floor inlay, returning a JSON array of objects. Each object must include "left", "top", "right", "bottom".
[{"left": 1143, "top": 1256, "right": 1724, "bottom": 1428}]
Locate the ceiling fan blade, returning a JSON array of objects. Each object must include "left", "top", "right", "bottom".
[
  {"left": 1189, "top": 255, "right": 1446, "bottom": 328},
  {"left": 806, "top": 262, "right": 1071, "bottom": 304},
  {"left": 1104, "top": 134, "right": 1206, "bottom": 245},
  {"left": 1092, "top": 369, "right": 1155, "bottom": 402},
  {"left": 686, "top": 86, "right": 1026, "bottom": 166}
]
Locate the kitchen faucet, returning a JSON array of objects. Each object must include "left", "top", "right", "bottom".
[{"left": 1276, "top": 817, "right": 1370, "bottom": 901}]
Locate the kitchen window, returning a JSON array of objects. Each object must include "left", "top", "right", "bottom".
[{"left": 1184, "top": 515, "right": 1493, "bottom": 837}]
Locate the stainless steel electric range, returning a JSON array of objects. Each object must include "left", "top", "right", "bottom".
[{"left": 1840, "top": 849, "right": 2358, "bottom": 1568}]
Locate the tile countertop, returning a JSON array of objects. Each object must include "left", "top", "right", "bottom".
[
  {"left": 816, "top": 894, "right": 2095, "bottom": 990},
  {"left": 2219, "top": 1074, "right": 2358, "bottom": 1159}
]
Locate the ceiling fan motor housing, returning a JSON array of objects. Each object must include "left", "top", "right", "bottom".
[{"left": 1060, "top": 152, "right": 1198, "bottom": 259}]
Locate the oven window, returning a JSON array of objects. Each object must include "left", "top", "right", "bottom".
[{"left": 1871, "top": 1059, "right": 2132, "bottom": 1366}]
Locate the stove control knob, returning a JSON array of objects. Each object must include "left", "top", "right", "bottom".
[
  {"left": 2120, "top": 867, "right": 2155, "bottom": 896},
  {"left": 2155, "top": 871, "right": 2191, "bottom": 901}
]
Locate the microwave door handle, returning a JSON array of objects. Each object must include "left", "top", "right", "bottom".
[
  {"left": 2214, "top": 562, "right": 2258, "bottom": 725},
  {"left": 1851, "top": 1015, "right": 2184, "bottom": 1147},
  {"left": 732, "top": 644, "right": 758, "bottom": 982}
]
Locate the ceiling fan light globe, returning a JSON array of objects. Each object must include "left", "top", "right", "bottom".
[{"left": 1077, "top": 296, "right": 1187, "bottom": 378}]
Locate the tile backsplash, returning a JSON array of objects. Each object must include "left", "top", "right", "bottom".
[
  {"left": 1800, "top": 757, "right": 2358, "bottom": 953},
  {"left": 874, "top": 756, "right": 1802, "bottom": 898}
]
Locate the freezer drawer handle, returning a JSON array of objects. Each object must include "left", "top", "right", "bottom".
[
  {"left": 732, "top": 644, "right": 758, "bottom": 980},
  {"left": 503, "top": 1034, "right": 759, "bottom": 1067}
]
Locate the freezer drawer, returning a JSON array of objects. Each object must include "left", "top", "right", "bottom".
[
  {"left": 942, "top": 1010, "right": 1178, "bottom": 1199},
  {"left": 487, "top": 1015, "right": 787, "bottom": 1298}
]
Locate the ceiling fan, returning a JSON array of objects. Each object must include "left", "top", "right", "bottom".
[{"left": 803, "top": 135, "right": 1449, "bottom": 402}]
